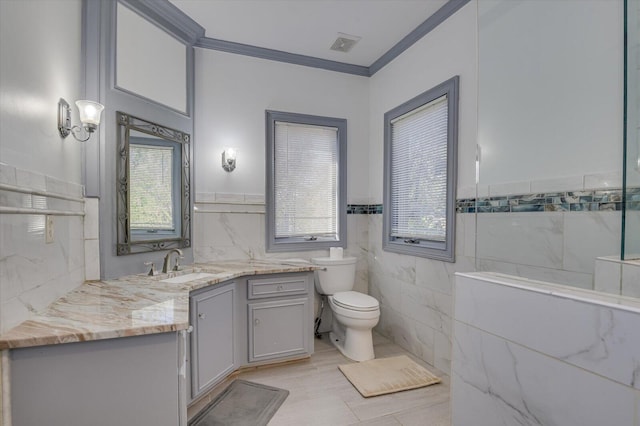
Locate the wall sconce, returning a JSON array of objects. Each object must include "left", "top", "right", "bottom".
[
  {"left": 222, "top": 148, "right": 236, "bottom": 172},
  {"left": 58, "top": 98, "right": 104, "bottom": 142}
]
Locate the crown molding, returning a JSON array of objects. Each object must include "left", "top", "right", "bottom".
[
  {"left": 132, "top": 0, "right": 469, "bottom": 77},
  {"left": 369, "top": 0, "right": 471, "bottom": 75},
  {"left": 120, "top": 0, "right": 205, "bottom": 45},
  {"left": 196, "top": 37, "right": 370, "bottom": 76}
]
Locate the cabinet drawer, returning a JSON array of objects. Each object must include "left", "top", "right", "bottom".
[{"left": 248, "top": 276, "right": 308, "bottom": 299}]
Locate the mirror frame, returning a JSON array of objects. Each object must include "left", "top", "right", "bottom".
[{"left": 116, "top": 111, "right": 191, "bottom": 255}]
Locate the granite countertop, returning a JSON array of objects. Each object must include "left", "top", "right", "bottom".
[{"left": 0, "top": 260, "right": 317, "bottom": 350}]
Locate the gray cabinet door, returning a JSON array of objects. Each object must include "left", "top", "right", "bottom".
[
  {"left": 248, "top": 297, "right": 309, "bottom": 363},
  {"left": 191, "top": 282, "right": 235, "bottom": 399},
  {"left": 10, "top": 332, "right": 179, "bottom": 426}
]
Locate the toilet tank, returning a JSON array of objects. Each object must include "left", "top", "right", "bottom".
[{"left": 311, "top": 257, "right": 357, "bottom": 295}]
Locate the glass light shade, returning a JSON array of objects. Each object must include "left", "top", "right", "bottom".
[
  {"left": 222, "top": 148, "right": 237, "bottom": 171},
  {"left": 225, "top": 148, "right": 236, "bottom": 161},
  {"left": 75, "top": 100, "right": 104, "bottom": 126}
]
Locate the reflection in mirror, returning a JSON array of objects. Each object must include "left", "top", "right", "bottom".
[
  {"left": 117, "top": 112, "right": 191, "bottom": 255},
  {"left": 129, "top": 130, "right": 179, "bottom": 233}
]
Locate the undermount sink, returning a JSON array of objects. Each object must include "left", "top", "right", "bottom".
[{"left": 160, "top": 272, "right": 216, "bottom": 284}]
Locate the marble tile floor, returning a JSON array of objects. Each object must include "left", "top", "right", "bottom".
[{"left": 188, "top": 332, "right": 451, "bottom": 425}]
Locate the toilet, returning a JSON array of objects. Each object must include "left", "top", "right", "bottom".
[{"left": 312, "top": 256, "right": 380, "bottom": 362}]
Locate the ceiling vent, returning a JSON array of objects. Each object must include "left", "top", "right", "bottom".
[{"left": 330, "top": 33, "right": 361, "bottom": 53}]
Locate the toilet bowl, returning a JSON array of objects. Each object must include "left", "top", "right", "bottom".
[
  {"left": 328, "top": 291, "right": 379, "bottom": 361},
  {"left": 312, "top": 256, "right": 380, "bottom": 362}
]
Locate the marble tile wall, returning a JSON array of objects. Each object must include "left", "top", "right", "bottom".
[
  {"left": 595, "top": 256, "right": 640, "bottom": 298},
  {"left": 192, "top": 199, "right": 370, "bottom": 293},
  {"left": 475, "top": 210, "right": 621, "bottom": 289},
  {"left": 192, "top": 207, "right": 266, "bottom": 263},
  {"left": 465, "top": 179, "right": 638, "bottom": 294},
  {"left": 464, "top": 182, "right": 639, "bottom": 294},
  {"left": 0, "top": 163, "right": 86, "bottom": 334},
  {"left": 366, "top": 190, "right": 634, "bottom": 373},
  {"left": 368, "top": 213, "right": 477, "bottom": 373},
  {"left": 475, "top": 171, "right": 630, "bottom": 198},
  {"left": 84, "top": 198, "right": 100, "bottom": 280},
  {"left": 452, "top": 272, "right": 640, "bottom": 426},
  {"left": 458, "top": 186, "right": 640, "bottom": 289},
  {"left": 627, "top": 209, "right": 640, "bottom": 257}
]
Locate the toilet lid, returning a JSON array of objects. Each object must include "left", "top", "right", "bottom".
[{"left": 332, "top": 291, "right": 379, "bottom": 312}]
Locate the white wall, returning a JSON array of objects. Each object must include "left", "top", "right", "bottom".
[
  {"left": 0, "top": 0, "right": 86, "bottom": 335},
  {"left": 193, "top": 49, "right": 369, "bottom": 324},
  {"left": 369, "top": 3, "right": 478, "bottom": 201},
  {"left": 194, "top": 49, "right": 370, "bottom": 202},
  {"left": 477, "top": 0, "right": 623, "bottom": 187},
  {"left": 192, "top": 49, "right": 372, "bottom": 313},
  {"left": 0, "top": 0, "right": 84, "bottom": 184},
  {"left": 366, "top": 2, "right": 478, "bottom": 372}
]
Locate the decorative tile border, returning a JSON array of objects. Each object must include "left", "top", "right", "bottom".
[
  {"left": 348, "top": 187, "right": 640, "bottom": 215},
  {"left": 456, "top": 187, "right": 640, "bottom": 213},
  {"left": 347, "top": 204, "right": 383, "bottom": 215}
]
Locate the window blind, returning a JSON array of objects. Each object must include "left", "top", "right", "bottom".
[
  {"left": 129, "top": 144, "right": 175, "bottom": 230},
  {"left": 390, "top": 94, "right": 448, "bottom": 242},
  {"left": 274, "top": 121, "right": 338, "bottom": 239}
]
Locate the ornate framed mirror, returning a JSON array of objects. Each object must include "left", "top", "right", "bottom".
[{"left": 116, "top": 112, "right": 191, "bottom": 255}]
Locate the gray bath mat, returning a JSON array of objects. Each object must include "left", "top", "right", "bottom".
[{"left": 189, "top": 379, "right": 289, "bottom": 426}]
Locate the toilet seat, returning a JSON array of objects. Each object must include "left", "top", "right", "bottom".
[{"left": 331, "top": 291, "right": 379, "bottom": 312}]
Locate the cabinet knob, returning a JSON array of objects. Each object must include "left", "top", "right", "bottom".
[
  {"left": 254, "top": 318, "right": 260, "bottom": 326},
  {"left": 198, "top": 313, "right": 206, "bottom": 320},
  {"left": 187, "top": 325, "right": 193, "bottom": 333}
]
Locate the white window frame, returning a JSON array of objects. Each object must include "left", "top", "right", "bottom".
[
  {"left": 265, "top": 110, "right": 347, "bottom": 252},
  {"left": 383, "top": 76, "right": 459, "bottom": 261}
]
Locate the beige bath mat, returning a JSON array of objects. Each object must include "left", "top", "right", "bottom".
[{"left": 338, "top": 355, "right": 441, "bottom": 398}]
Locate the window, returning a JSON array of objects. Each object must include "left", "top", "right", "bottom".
[
  {"left": 129, "top": 134, "right": 182, "bottom": 240},
  {"left": 383, "top": 76, "right": 459, "bottom": 261},
  {"left": 266, "top": 110, "right": 347, "bottom": 252}
]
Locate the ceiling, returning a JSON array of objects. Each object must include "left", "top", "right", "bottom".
[{"left": 169, "top": 0, "right": 449, "bottom": 67}]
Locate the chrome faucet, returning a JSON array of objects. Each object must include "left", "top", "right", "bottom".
[{"left": 162, "top": 248, "right": 184, "bottom": 273}]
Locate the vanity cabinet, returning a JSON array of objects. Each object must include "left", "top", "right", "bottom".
[
  {"left": 187, "top": 272, "right": 314, "bottom": 403},
  {"left": 9, "top": 332, "right": 181, "bottom": 426},
  {"left": 189, "top": 281, "right": 236, "bottom": 400},
  {"left": 246, "top": 274, "right": 313, "bottom": 363},
  {"left": 3, "top": 265, "right": 316, "bottom": 425}
]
